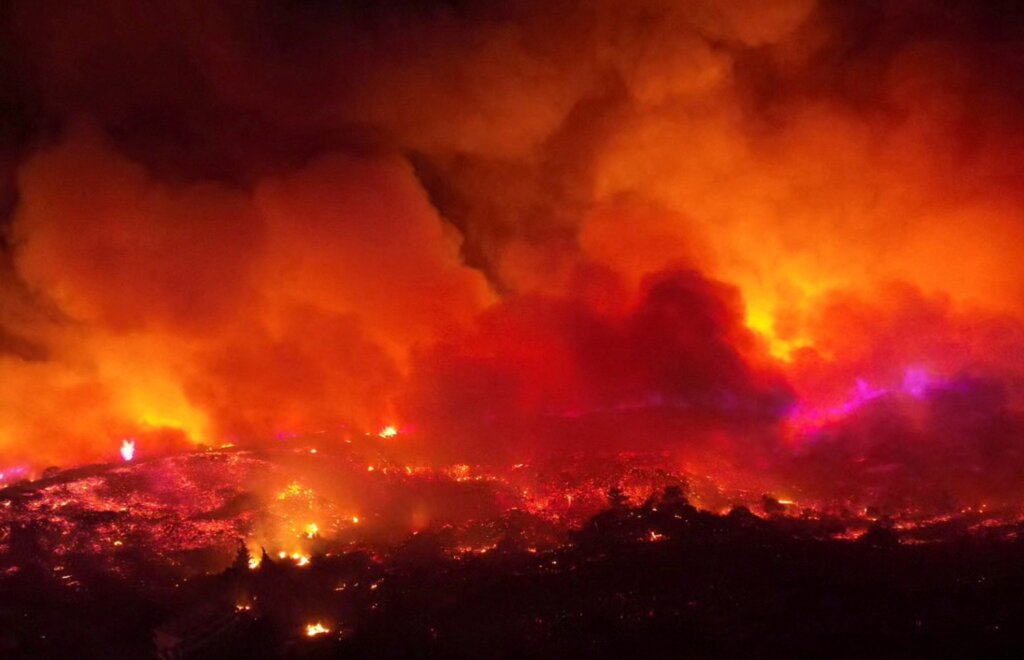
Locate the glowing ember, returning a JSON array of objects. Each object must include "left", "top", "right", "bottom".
[
  {"left": 305, "top": 622, "right": 330, "bottom": 637},
  {"left": 304, "top": 523, "right": 319, "bottom": 539},
  {"left": 119, "top": 439, "right": 136, "bottom": 462},
  {"left": 378, "top": 426, "right": 398, "bottom": 439}
]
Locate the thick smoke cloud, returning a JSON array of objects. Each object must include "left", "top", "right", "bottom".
[
  {"left": 4, "top": 125, "right": 489, "bottom": 463},
  {"left": 1, "top": 0, "right": 1023, "bottom": 509},
  {"left": 783, "top": 285, "right": 1024, "bottom": 505},
  {"left": 401, "top": 267, "right": 791, "bottom": 463},
  {"left": 789, "top": 373, "right": 1024, "bottom": 509}
]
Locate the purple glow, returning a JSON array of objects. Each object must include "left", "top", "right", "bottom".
[
  {"left": 902, "top": 366, "right": 930, "bottom": 398},
  {"left": 788, "top": 367, "right": 942, "bottom": 436},
  {"left": 0, "top": 465, "right": 27, "bottom": 481}
]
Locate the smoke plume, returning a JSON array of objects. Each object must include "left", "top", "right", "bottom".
[{"left": 2, "top": 0, "right": 1024, "bottom": 506}]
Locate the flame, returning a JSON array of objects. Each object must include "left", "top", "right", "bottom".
[
  {"left": 305, "top": 622, "right": 330, "bottom": 637},
  {"left": 119, "top": 439, "right": 135, "bottom": 462},
  {"left": 378, "top": 425, "right": 398, "bottom": 439}
]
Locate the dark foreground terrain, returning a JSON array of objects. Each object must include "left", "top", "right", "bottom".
[{"left": 4, "top": 485, "right": 1024, "bottom": 659}]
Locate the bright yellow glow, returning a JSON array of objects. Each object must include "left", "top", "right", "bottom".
[
  {"left": 305, "top": 622, "right": 330, "bottom": 637},
  {"left": 743, "top": 295, "right": 811, "bottom": 361},
  {"left": 277, "top": 482, "right": 314, "bottom": 501},
  {"left": 378, "top": 425, "right": 398, "bottom": 438},
  {"left": 112, "top": 349, "right": 210, "bottom": 441}
]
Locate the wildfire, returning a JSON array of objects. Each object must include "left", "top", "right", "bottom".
[
  {"left": 273, "top": 550, "right": 312, "bottom": 566},
  {"left": 3, "top": 1, "right": 1024, "bottom": 654},
  {"left": 0, "top": 0, "right": 1018, "bottom": 544},
  {"left": 276, "top": 482, "right": 314, "bottom": 501}
]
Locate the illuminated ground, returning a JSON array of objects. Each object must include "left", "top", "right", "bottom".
[{"left": 3, "top": 448, "right": 1024, "bottom": 657}]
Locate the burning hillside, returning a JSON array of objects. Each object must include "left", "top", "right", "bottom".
[
  {"left": 5, "top": 445, "right": 1024, "bottom": 657},
  {"left": 2, "top": 0, "right": 1024, "bottom": 656}
]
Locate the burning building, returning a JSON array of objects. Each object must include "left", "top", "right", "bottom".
[{"left": 2, "top": 0, "right": 1024, "bottom": 656}]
